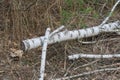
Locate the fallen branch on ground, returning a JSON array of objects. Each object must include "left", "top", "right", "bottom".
[
  {"left": 78, "top": 37, "right": 120, "bottom": 44},
  {"left": 21, "top": 21, "right": 120, "bottom": 51},
  {"left": 39, "top": 28, "right": 50, "bottom": 80},
  {"left": 100, "top": 0, "right": 120, "bottom": 26},
  {"left": 68, "top": 53, "right": 120, "bottom": 60},
  {"left": 73, "top": 60, "right": 99, "bottom": 70},
  {"left": 52, "top": 67, "right": 120, "bottom": 80}
]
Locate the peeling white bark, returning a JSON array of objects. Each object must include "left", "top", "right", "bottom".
[
  {"left": 21, "top": 21, "right": 120, "bottom": 51},
  {"left": 68, "top": 53, "right": 120, "bottom": 60},
  {"left": 39, "top": 28, "right": 50, "bottom": 80}
]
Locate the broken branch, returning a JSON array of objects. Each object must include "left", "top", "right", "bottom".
[
  {"left": 52, "top": 67, "right": 120, "bottom": 80},
  {"left": 68, "top": 53, "right": 120, "bottom": 60},
  {"left": 39, "top": 28, "right": 50, "bottom": 80}
]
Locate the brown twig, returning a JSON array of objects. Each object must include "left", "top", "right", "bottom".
[
  {"left": 52, "top": 67, "right": 120, "bottom": 80},
  {"left": 73, "top": 59, "right": 99, "bottom": 71}
]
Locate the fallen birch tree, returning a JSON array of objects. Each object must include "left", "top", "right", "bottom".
[{"left": 21, "top": 21, "right": 120, "bottom": 51}]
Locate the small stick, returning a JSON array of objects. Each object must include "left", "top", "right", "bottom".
[
  {"left": 64, "top": 62, "right": 75, "bottom": 77},
  {"left": 73, "top": 59, "right": 99, "bottom": 71},
  {"left": 100, "top": 0, "right": 120, "bottom": 26},
  {"left": 49, "top": 25, "right": 65, "bottom": 37},
  {"left": 99, "top": 63, "right": 120, "bottom": 68},
  {"left": 52, "top": 67, "right": 120, "bottom": 80},
  {"left": 68, "top": 53, "right": 120, "bottom": 60},
  {"left": 39, "top": 28, "right": 50, "bottom": 80},
  {"left": 78, "top": 37, "right": 120, "bottom": 44}
]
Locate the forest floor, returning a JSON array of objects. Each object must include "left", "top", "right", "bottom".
[{"left": 0, "top": 0, "right": 120, "bottom": 80}]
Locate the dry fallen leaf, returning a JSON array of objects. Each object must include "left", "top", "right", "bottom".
[{"left": 10, "top": 48, "right": 24, "bottom": 58}]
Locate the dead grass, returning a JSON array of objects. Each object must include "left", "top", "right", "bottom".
[{"left": 0, "top": 0, "right": 120, "bottom": 80}]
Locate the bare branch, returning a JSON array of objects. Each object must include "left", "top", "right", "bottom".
[
  {"left": 100, "top": 0, "right": 120, "bottom": 26},
  {"left": 68, "top": 53, "right": 120, "bottom": 60},
  {"left": 52, "top": 67, "right": 120, "bottom": 80},
  {"left": 49, "top": 25, "right": 65, "bottom": 37},
  {"left": 39, "top": 28, "right": 50, "bottom": 80}
]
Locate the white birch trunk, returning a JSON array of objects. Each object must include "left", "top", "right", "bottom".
[
  {"left": 39, "top": 28, "right": 50, "bottom": 80},
  {"left": 68, "top": 53, "right": 120, "bottom": 60},
  {"left": 21, "top": 21, "right": 120, "bottom": 51}
]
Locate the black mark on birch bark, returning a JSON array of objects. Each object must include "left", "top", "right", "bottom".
[
  {"left": 99, "top": 27, "right": 105, "bottom": 31},
  {"left": 117, "top": 21, "right": 120, "bottom": 25},
  {"left": 32, "top": 40, "right": 34, "bottom": 44},
  {"left": 44, "top": 37, "right": 47, "bottom": 40},
  {"left": 114, "top": 24, "right": 119, "bottom": 29},
  {"left": 83, "top": 32, "right": 86, "bottom": 37},
  {"left": 39, "top": 38, "right": 43, "bottom": 46},
  {"left": 91, "top": 28, "right": 94, "bottom": 33},
  {"left": 101, "top": 55, "right": 103, "bottom": 58},
  {"left": 57, "top": 33, "right": 61, "bottom": 39},
  {"left": 43, "top": 50, "right": 46, "bottom": 52},
  {"left": 25, "top": 41, "right": 30, "bottom": 50},
  {"left": 70, "top": 33, "right": 73, "bottom": 37},
  {"left": 109, "top": 24, "right": 111, "bottom": 28},
  {"left": 78, "top": 31, "right": 81, "bottom": 36},
  {"left": 84, "top": 29, "right": 87, "bottom": 37}
]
